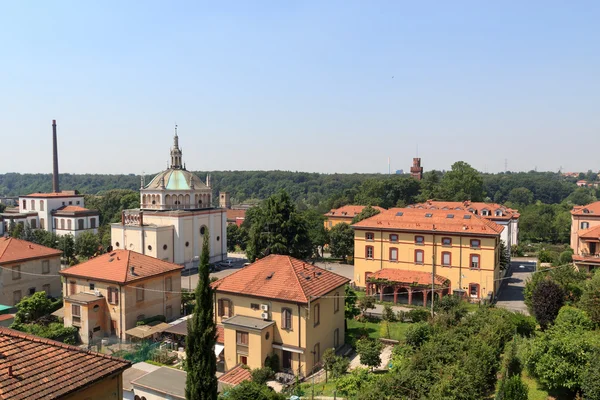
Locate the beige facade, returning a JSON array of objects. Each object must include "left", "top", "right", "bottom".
[
  {"left": 0, "top": 251, "right": 61, "bottom": 306},
  {"left": 62, "top": 271, "right": 181, "bottom": 345},
  {"left": 60, "top": 372, "right": 124, "bottom": 400},
  {"left": 570, "top": 202, "right": 600, "bottom": 272},
  {"left": 215, "top": 285, "right": 346, "bottom": 377}
]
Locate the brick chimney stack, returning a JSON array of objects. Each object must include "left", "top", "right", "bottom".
[{"left": 52, "top": 120, "right": 60, "bottom": 193}]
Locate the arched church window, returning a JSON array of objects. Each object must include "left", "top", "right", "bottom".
[
  {"left": 185, "top": 242, "right": 189, "bottom": 247},
  {"left": 148, "top": 245, "right": 152, "bottom": 251},
  {"left": 200, "top": 226, "right": 206, "bottom": 235},
  {"left": 163, "top": 244, "right": 168, "bottom": 250},
  {"left": 217, "top": 236, "right": 220, "bottom": 241},
  {"left": 115, "top": 242, "right": 120, "bottom": 247}
]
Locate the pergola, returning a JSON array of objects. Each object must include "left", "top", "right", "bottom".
[{"left": 366, "top": 269, "right": 451, "bottom": 307}]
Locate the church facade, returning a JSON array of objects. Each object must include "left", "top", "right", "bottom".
[{"left": 110, "top": 128, "right": 227, "bottom": 267}]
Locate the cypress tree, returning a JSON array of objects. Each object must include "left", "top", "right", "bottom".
[{"left": 185, "top": 231, "right": 218, "bottom": 400}]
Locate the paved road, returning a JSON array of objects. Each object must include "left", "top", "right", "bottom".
[
  {"left": 495, "top": 261, "right": 536, "bottom": 315},
  {"left": 181, "top": 257, "right": 355, "bottom": 291}
]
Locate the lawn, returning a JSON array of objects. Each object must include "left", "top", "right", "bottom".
[
  {"left": 299, "top": 379, "right": 339, "bottom": 397},
  {"left": 522, "top": 371, "right": 573, "bottom": 400},
  {"left": 347, "top": 318, "right": 411, "bottom": 341}
]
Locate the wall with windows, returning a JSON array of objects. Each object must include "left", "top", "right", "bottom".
[
  {"left": 214, "top": 284, "right": 346, "bottom": 376},
  {"left": 0, "top": 255, "right": 61, "bottom": 306},
  {"left": 570, "top": 214, "right": 600, "bottom": 256},
  {"left": 61, "top": 373, "right": 124, "bottom": 400},
  {"left": 353, "top": 229, "right": 500, "bottom": 299}
]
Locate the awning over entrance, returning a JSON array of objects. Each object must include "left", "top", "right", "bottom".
[
  {"left": 125, "top": 322, "right": 171, "bottom": 339},
  {"left": 215, "top": 344, "right": 225, "bottom": 357}
]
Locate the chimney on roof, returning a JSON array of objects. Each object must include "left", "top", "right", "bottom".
[
  {"left": 52, "top": 120, "right": 60, "bottom": 193},
  {"left": 130, "top": 266, "right": 135, "bottom": 275},
  {"left": 8, "top": 365, "right": 13, "bottom": 378}
]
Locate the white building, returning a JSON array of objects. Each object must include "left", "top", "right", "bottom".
[
  {"left": 12, "top": 191, "right": 99, "bottom": 237},
  {"left": 111, "top": 128, "right": 227, "bottom": 268}
]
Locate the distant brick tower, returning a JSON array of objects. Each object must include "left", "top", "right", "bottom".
[
  {"left": 410, "top": 158, "right": 423, "bottom": 180},
  {"left": 219, "top": 192, "right": 231, "bottom": 209}
]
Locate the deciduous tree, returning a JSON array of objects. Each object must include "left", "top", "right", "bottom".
[
  {"left": 356, "top": 338, "right": 383, "bottom": 371},
  {"left": 328, "top": 222, "right": 354, "bottom": 262},
  {"left": 531, "top": 279, "right": 564, "bottom": 330},
  {"left": 439, "top": 161, "right": 484, "bottom": 202}
]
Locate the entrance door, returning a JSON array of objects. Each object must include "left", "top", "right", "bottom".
[
  {"left": 282, "top": 351, "right": 292, "bottom": 370},
  {"left": 111, "top": 320, "right": 117, "bottom": 336}
]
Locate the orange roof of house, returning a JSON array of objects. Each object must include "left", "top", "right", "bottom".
[
  {"left": 0, "top": 315, "right": 14, "bottom": 322},
  {"left": 226, "top": 209, "right": 246, "bottom": 220},
  {"left": 54, "top": 205, "right": 93, "bottom": 213},
  {"left": 0, "top": 327, "right": 130, "bottom": 399},
  {"left": 0, "top": 237, "right": 62, "bottom": 265},
  {"left": 370, "top": 269, "right": 449, "bottom": 286},
  {"left": 572, "top": 255, "right": 600, "bottom": 264},
  {"left": 352, "top": 208, "right": 504, "bottom": 236},
  {"left": 572, "top": 201, "right": 600, "bottom": 216},
  {"left": 20, "top": 191, "right": 81, "bottom": 198},
  {"left": 218, "top": 364, "right": 252, "bottom": 387},
  {"left": 59, "top": 249, "right": 182, "bottom": 284},
  {"left": 578, "top": 225, "right": 600, "bottom": 239},
  {"left": 325, "top": 205, "right": 386, "bottom": 218},
  {"left": 216, "top": 325, "right": 225, "bottom": 344},
  {"left": 409, "top": 200, "right": 518, "bottom": 220},
  {"left": 211, "top": 254, "right": 349, "bottom": 304}
]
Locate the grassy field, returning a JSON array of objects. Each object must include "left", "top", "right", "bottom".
[
  {"left": 299, "top": 380, "right": 339, "bottom": 397},
  {"left": 522, "top": 371, "right": 551, "bottom": 400},
  {"left": 347, "top": 318, "right": 411, "bottom": 341}
]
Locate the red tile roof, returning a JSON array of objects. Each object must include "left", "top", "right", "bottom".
[
  {"left": 0, "top": 315, "right": 14, "bottom": 322},
  {"left": 573, "top": 255, "right": 600, "bottom": 264},
  {"left": 52, "top": 205, "right": 96, "bottom": 213},
  {"left": 0, "top": 327, "right": 130, "bottom": 399},
  {"left": 409, "top": 200, "right": 519, "bottom": 220},
  {"left": 578, "top": 225, "right": 600, "bottom": 239},
  {"left": 226, "top": 209, "right": 246, "bottom": 221},
  {"left": 212, "top": 254, "right": 349, "bottom": 304},
  {"left": 216, "top": 325, "right": 225, "bottom": 344},
  {"left": 59, "top": 249, "right": 182, "bottom": 284},
  {"left": 352, "top": 208, "right": 504, "bottom": 236},
  {"left": 0, "top": 237, "right": 62, "bottom": 265},
  {"left": 20, "top": 192, "right": 80, "bottom": 198},
  {"left": 572, "top": 201, "right": 600, "bottom": 216},
  {"left": 325, "top": 205, "right": 386, "bottom": 218},
  {"left": 370, "top": 269, "right": 449, "bottom": 286},
  {"left": 218, "top": 364, "right": 251, "bottom": 387}
]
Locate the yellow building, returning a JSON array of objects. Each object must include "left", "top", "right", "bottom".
[
  {"left": 0, "top": 237, "right": 62, "bottom": 306},
  {"left": 0, "top": 326, "right": 130, "bottom": 399},
  {"left": 59, "top": 249, "right": 182, "bottom": 345},
  {"left": 211, "top": 254, "right": 349, "bottom": 377},
  {"left": 352, "top": 208, "right": 503, "bottom": 303},
  {"left": 570, "top": 201, "right": 600, "bottom": 272},
  {"left": 323, "top": 205, "right": 386, "bottom": 229}
]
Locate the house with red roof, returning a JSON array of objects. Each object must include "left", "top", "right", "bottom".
[
  {"left": 571, "top": 201, "right": 600, "bottom": 272},
  {"left": 352, "top": 208, "right": 503, "bottom": 302},
  {"left": 211, "top": 254, "right": 349, "bottom": 377},
  {"left": 59, "top": 249, "right": 182, "bottom": 345},
  {"left": 0, "top": 326, "right": 130, "bottom": 399},
  {"left": 323, "top": 205, "right": 386, "bottom": 229},
  {"left": 0, "top": 237, "right": 62, "bottom": 306}
]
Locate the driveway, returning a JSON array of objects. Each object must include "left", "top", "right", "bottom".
[{"left": 495, "top": 261, "right": 536, "bottom": 315}]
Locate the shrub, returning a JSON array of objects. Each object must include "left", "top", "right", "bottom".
[
  {"left": 405, "top": 322, "right": 433, "bottom": 349},
  {"left": 331, "top": 356, "right": 350, "bottom": 379},
  {"left": 382, "top": 304, "right": 396, "bottom": 322},
  {"left": 531, "top": 280, "right": 564, "bottom": 330},
  {"left": 264, "top": 353, "right": 280, "bottom": 373},
  {"left": 356, "top": 338, "right": 383, "bottom": 370},
  {"left": 337, "top": 368, "right": 376, "bottom": 398},
  {"left": 251, "top": 367, "right": 274, "bottom": 385},
  {"left": 509, "top": 313, "right": 536, "bottom": 337},
  {"left": 582, "top": 351, "right": 600, "bottom": 400},
  {"left": 559, "top": 250, "right": 574, "bottom": 264},
  {"left": 497, "top": 375, "right": 528, "bottom": 400},
  {"left": 407, "top": 308, "right": 429, "bottom": 323}
]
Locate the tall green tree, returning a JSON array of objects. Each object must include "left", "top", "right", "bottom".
[
  {"left": 531, "top": 280, "right": 564, "bottom": 330},
  {"left": 507, "top": 187, "right": 534, "bottom": 206},
  {"left": 580, "top": 271, "right": 600, "bottom": 325},
  {"left": 74, "top": 231, "right": 101, "bottom": 259},
  {"left": 439, "top": 161, "right": 484, "bottom": 202},
  {"left": 185, "top": 231, "right": 218, "bottom": 400},
  {"left": 328, "top": 223, "right": 354, "bottom": 263},
  {"left": 303, "top": 209, "right": 329, "bottom": 258},
  {"left": 245, "top": 190, "right": 312, "bottom": 262}
]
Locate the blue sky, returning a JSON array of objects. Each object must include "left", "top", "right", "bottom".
[{"left": 1, "top": 1, "right": 598, "bottom": 175}]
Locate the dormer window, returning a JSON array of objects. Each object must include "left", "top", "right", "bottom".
[
  {"left": 495, "top": 210, "right": 502, "bottom": 216},
  {"left": 481, "top": 209, "right": 490, "bottom": 216}
]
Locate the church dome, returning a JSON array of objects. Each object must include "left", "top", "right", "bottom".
[{"left": 145, "top": 168, "right": 208, "bottom": 191}]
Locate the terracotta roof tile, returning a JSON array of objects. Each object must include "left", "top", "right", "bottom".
[
  {"left": 325, "top": 205, "right": 386, "bottom": 218},
  {"left": 0, "top": 315, "right": 14, "bottom": 322},
  {"left": 370, "top": 269, "right": 449, "bottom": 286},
  {"left": 216, "top": 325, "right": 225, "bottom": 344},
  {"left": 59, "top": 250, "right": 182, "bottom": 284},
  {"left": 0, "top": 327, "right": 130, "bottom": 399},
  {"left": 20, "top": 192, "right": 80, "bottom": 198},
  {"left": 352, "top": 208, "right": 504, "bottom": 235},
  {"left": 409, "top": 200, "right": 518, "bottom": 220},
  {"left": 52, "top": 205, "right": 97, "bottom": 214},
  {"left": 226, "top": 209, "right": 246, "bottom": 220},
  {"left": 218, "top": 364, "right": 251, "bottom": 387},
  {"left": 578, "top": 225, "right": 600, "bottom": 239},
  {"left": 0, "top": 237, "right": 62, "bottom": 265},
  {"left": 211, "top": 254, "right": 349, "bottom": 304},
  {"left": 572, "top": 201, "right": 600, "bottom": 216}
]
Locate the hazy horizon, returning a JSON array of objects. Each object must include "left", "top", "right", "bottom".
[{"left": 1, "top": 1, "right": 598, "bottom": 175}]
